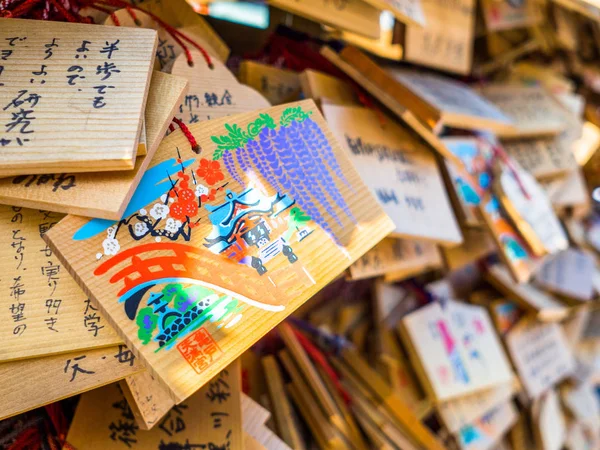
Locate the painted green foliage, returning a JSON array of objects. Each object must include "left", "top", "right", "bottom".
[
  {"left": 135, "top": 282, "right": 242, "bottom": 351},
  {"left": 210, "top": 105, "right": 358, "bottom": 245}
]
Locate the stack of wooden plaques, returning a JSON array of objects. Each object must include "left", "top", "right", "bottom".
[{"left": 2, "top": 0, "right": 600, "bottom": 449}]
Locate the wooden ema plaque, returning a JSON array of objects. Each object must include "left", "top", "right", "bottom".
[
  {"left": 322, "top": 103, "right": 462, "bottom": 245},
  {"left": 0, "top": 71, "right": 188, "bottom": 220},
  {"left": 485, "top": 264, "right": 569, "bottom": 322},
  {"left": 238, "top": 61, "right": 301, "bottom": 106},
  {"left": 0, "top": 18, "right": 157, "bottom": 177},
  {"left": 361, "top": 0, "right": 426, "bottom": 26},
  {"left": 103, "top": 9, "right": 229, "bottom": 73},
  {"left": 437, "top": 381, "right": 515, "bottom": 434},
  {"left": 400, "top": 300, "right": 514, "bottom": 402},
  {"left": 266, "top": 0, "right": 382, "bottom": 40},
  {"left": 0, "top": 344, "right": 143, "bottom": 421},
  {"left": 320, "top": 46, "right": 464, "bottom": 167},
  {"left": 480, "top": 0, "right": 543, "bottom": 31},
  {"left": 456, "top": 401, "right": 517, "bottom": 450},
  {"left": 386, "top": 70, "right": 515, "bottom": 133},
  {"left": 348, "top": 237, "right": 441, "bottom": 281},
  {"left": 46, "top": 100, "right": 394, "bottom": 402},
  {"left": 442, "top": 137, "right": 537, "bottom": 282},
  {"left": 0, "top": 205, "right": 121, "bottom": 362},
  {"left": 172, "top": 52, "right": 271, "bottom": 124},
  {"left": 503, "top": 136, "right": 579, "bottom": 180},
  {"left": 479, "top": 85, "right": 568, "bottom": 139},
  {"left": 496, "top": 162, "right": 569, "bottom": 257},
  {"left": 86, "top": 0, "right": 230, "bottom": 64},
  {"left": 299, "top": 69, "right": 358, "bottom": 106},
  {"left": 505, "top": 317, "right": 575, "bottom": 399},
  {"left": 403, "top": 0, "right": 476, "bottom": 74},
  {"left": 67, "top": 360, "right": 243, "bottom": 450}
]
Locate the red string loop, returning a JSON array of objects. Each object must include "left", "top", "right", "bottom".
[{"left": 171, "top": 117, "right": 200, "bottom": 154}]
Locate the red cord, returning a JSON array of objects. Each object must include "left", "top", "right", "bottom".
[
  {"left": 125, "top": 4, "right": 139, "bottom": 25},
  {"left": 171, "top": 117, "right": 200, "bottom": 154},
  {"left": 83, "top": 0, "right": 213, "bottom": 69},
  {"left": 109, "top": 9, "right": 119, "bottom": 25},
  {"left": 1, "top": 0, "right": 214, "bottom": 67},
  {"left": 289, "top": 325, "right": 352, "bottom": 406}
]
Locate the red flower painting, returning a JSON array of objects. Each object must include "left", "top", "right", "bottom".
[{"left": 196, "top": 159, "right": 225, "bottom": 186}]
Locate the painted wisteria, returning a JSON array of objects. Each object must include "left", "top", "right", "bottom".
[{"left": 210, "top": 106, "right": 357, "bottom": 243}]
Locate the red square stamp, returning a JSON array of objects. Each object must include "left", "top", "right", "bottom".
[{"left": 177, "top": 327, "right": 223, "bottom": 374}]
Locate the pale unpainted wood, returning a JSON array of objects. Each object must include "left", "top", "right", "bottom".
[
  {"left": 0, "top": 18, "right": 157, "bottom": 176},
  {"left": 403, "top": 0, "right": 475, "bottom": 74},
  {"left": 120, "top": 370, "right": 175, "bottom": 430},
  {"left": 322, "top": 104, "right": 463, "bottom": 245},
  {"left": 267, "top": 0, "right": 382, "bottom": 39},
  {"left": 349, "top": 237, "right": 441, "bottom": 280},
  {"left": 239, "top": 61, "right": 301, "bottom": 106},
  {"left": 0, "top": 71, "right": 188, "bottom": 220},
  {"left": 0, "top": 205, "right": 121, "bottom": 363},
  {"left": 320, "top": 46, "right": 465, "bottom": 167},
  {"left": 0, "top": 345, "right": 143, "bottom": 421},
  {"left": 67, "top": 359, "right": 243, "bottom": 450}
]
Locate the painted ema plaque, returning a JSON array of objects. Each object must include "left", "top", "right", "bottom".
[{"left": 47, "top": 100, "right": 394, "bottom": 402}]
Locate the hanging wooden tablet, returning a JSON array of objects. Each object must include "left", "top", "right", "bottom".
[
  {"left": 400, "top": 300, "right": 514, "bottom": 402},
  {"left": 479, "top": 191, "right": 537, "bottom": 284},
  {"left": 441, "top": 137, "right": 490, "bottom": 227},
  {"left": 104, "top": 9, "right": 229, "bottom": 72},
  {"left": 541, "top": 168, "right": 590, "bottom": 217},
  {"left": 0, "top": 205, "right": 121, "bottom": 363},
  {"left": 485, "top": 264, "right": 569, "bottom": 321},
  {"left": 322, "top": 104, "right": 462, "bottom": 245},
  {"left": 480, "top": 0, "right": 543, "bottom": 31},
  {"left": 479, "top": 85, "right": 568, "bottom": 139},
  {"left": 503, "top": 136, "right": 579, "bottom": 180},
  {"left": 505, "top": 317, "right": 575, "bottom": 398},
  {"left": 562, "top": 380, "right": 600, "bottom": 434},
  {"left": 120, "top": 371, "right": 175, "bottom": 430},
  {"left": 362, "top": 0, "right": 426, "bottom": 25},
  {"left": 267, "top": 0, "right": 382, "bottom": 39},
  {"left": 238, "top": 61, "right": 301, "bottom": 106},
  {"left": 330, "top": 23, "right": 405, "bottom": 61},
  {"left": 348, "top": 237, "right": 441, "bottom": 280},
  {"left": 533, "top": 390, "right": 567, "bottom": 450},
  {"left": 437, "top": 382, "right": 516, "bottom": 434},
  {"left": 386, "top": 70, "right": 515, "bottom": 133},
  {"left": 113, "top": 0, "right": 230, "bottom": 63},
  {"left": 383, "top": 241, "right": 443, "bottom": 283},
  {"left": 320, "top": 46, "right": 464, "bottom": 166},
  {"left": 403, "top": 0, "right": 476, "bottom": 74},
  {"left": 0, "top": 71, "right": 188, "bottom": 220},
  {"left": 172, "top": 52, "right": 271, "bottom": 123},
  {"left": 442, "top": 137, "right": 537, "bottom": 282},
  {"left": 534, "top": 248, "right": 596, "bottom": 302},
  {"left": 299, "top": 69, "right": 358, "bottom": 106},
  {"left": 0, "top": 18, "right": 157, "bottom": 177},
  {"left": 496, "top": 162, "right": 569, "bottom": 256},
  {"left": 66, "top": 360, "right": 243, "bottom": 450},
  {"left": 0, "top": 344, "right": 143, "bottom": 421},
  {"left": 46, "top": 99, "right": 394, "bottom": 403},
  {"left": 456, "top": 401, "right": 517, "bottom": 450}
]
